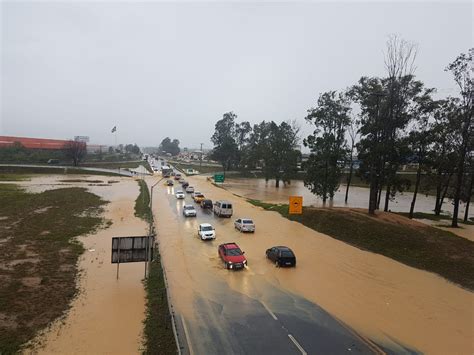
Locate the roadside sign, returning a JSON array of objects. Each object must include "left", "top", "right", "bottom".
[
  {"left": 289, "top": 196, "right": 303, "bottom": 214},
  {"left": 214, "top": 174, "right": 225, "bottom": 183},
  {"left": 111, "top": 236, "right": 155, "bottom": 263}
]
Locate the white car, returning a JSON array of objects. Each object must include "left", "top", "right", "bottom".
[
  {"left": 175, "top": 191, "right": 185, "bottom": 199},
  {"left": 186, "top": 186, "right": 195, "bottom": 193},
  {"left": 192, "top": 191, "right": 202, "bottom": 198},
  {"left": 183, "top": 205, "right": 197, "bottom": 217},
  {"left": 234, "top": 218, "right": 255, "bottom": 233},
  {"left": 198, "top": 223, "right": 216, "bottom": 240}
]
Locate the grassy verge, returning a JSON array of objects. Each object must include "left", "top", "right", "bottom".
[
  {"left": 170, "top": 161, "right": 222, "bottom": 175},
  {"left": 0, "top": 173, "right": 31, "bottom": 181},
  {"left": 0, "top": 166, "right": 122, "bottom": 177},
  {"left": 142, "top": 254, "right": 176, "bottom": 355},
  {"left": 84, "top": 160, "right": 154, "bottom": 174},
  {"left": 397, "top": 212, "right": 474, "bottom": 226},
  {"left": 0, "top": 185, "right": 107, "bottom": 353},
  {"left": 248, "top": 199, "right": 474, "bottom": 290},
  {"left": 134, "top": 180, "right": 152, "bottom": 223},
  {"left": 133, "top": 180, "right": 176, "bottom": 354}
]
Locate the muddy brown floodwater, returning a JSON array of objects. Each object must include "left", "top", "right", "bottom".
[
  {"left": 222, "top": 178, "right": 474, "bottom": 218},
  {"left": 156, "top": 175, "right": 473, "bottom": 355},
  {"left": 14, "top": 175, "right": 148, "bottom": 354}
]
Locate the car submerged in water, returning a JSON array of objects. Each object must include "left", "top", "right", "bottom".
[{"left": 266, "top": 246, "right": 296, "bottom": 267}]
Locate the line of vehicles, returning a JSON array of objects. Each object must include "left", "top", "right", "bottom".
[{"left": 170, "top": 173, "right": 297, "bottom": 270}]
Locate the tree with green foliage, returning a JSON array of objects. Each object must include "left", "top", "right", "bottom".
[
  {"left": 445, "top": 48, "right": 473, "bottom": 227},
  {"left": 266, "top": 121, "right": 301, "bottom": 187},
  {"left": 304, "top": 91, "right": 351, "bottom": 203},
  {"left": 159, "top": 137, "right": 180, "bottom": 156},
  {"left": 407, "top": 92, "right": 439, "bottom": 218},
  {"left": 210, "top": 112, "right": 239, "bottom": 177},
  {"left": 125, "top": 143, "right": 141, "bottom": 155}
]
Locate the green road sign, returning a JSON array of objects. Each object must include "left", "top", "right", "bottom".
[{"left": 214, "top": 174, "right": 225, "bottom": 183}]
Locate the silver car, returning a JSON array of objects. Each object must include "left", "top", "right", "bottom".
[
  {"left": 234, "top": 218, "right": 255, "bottom": 233},
  {"left": 183, "top": 205, "right": 197, "bottom": 217}
]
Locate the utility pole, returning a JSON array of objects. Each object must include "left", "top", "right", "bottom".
[{"left": 200, "top": 143, "right": 203, "bottom": 169}]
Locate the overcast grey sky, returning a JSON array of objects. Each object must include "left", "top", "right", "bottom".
[{"left": 1, "top": 1, "right": 472, "bottom": 149}]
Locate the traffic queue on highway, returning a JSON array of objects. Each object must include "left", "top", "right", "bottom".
[{"left": 155, "top": 161, "right": 297, "bottom": 271}]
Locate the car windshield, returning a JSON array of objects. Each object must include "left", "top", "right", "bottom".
[
  {"left": 281, "top": 251, "right": 294, "bottom": 257},
  {"left": 202, "top": 226, "right": 213, "bottom": 231},
  {"left": 226, "top": 248, "right": 242, "bottom": 256},
  {"left": 184, "top": 206, "right": 194, "bottom": 210},
  {"left": 243, "top": 220, "right": 253, "bottom": 224}
]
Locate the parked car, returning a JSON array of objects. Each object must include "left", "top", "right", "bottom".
[
  {"left": 165, "top": 179, "right": 174, "bottom": 186},
  {"left": 200, "top": 199, "right": 213, "bottom": 209},
  {"left": 266, "top": 246, "right": 296, "bottom": 267},
  {"left": 186, "top": 186, "right": 195, "bottom": 193},
  {"left": 183, "top": 205, "right": 197, "bottom": 217},
  {"left": 198, "top": 223, "right": 216, "bottom": 240},
  {"left": 218, "top": 242, "right": 247, "bottom": 270},
  {"left": 213, "top": 200, "right": 233, "bottom": 217},
  {"left": 175, "top": 190, "right": 185, "bottom": 199},
  {"left": 234, "top": 218, "right": 255, "bottom": 233},
  {"left": 193, "top": 193, "right": 205, "bottom": 203}
]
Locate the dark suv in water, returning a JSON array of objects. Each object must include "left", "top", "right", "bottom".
[
  {"left": 200, "top": 199, "right": 213, "bottom": 209},
  {"left": 266, "top": 246, "right": 296, "bottom": 267}
]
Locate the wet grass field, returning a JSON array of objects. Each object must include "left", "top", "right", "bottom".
[{"left": 0, "top": 182, "right": 107, "bottom": 353}]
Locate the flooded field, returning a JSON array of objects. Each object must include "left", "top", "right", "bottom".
[
  {"left": 13, "top": 175, "right": 148, "bottom": 354},
  {"left": 155, "top": 175, "right": 474, "bottom": 355},
  {"left": 221, "top": 178, "right": 474, "bottom": 218}
]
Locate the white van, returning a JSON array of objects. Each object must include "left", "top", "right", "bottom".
[{"left": 213, "top": 200, "right": 233, "bottom": 218}]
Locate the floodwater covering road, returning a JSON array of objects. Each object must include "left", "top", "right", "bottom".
[
  {"left": 153, "top": 174, "right": 473, "bottom": 355},
  {"left": 12, "top": 175, "right": 148, "bottom": 354},
  {"left": 221, "top": 178, "right": 473, "bottom": 219}
]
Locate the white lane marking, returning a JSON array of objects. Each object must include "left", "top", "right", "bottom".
[
  {"left": 181, "top": 316, "right": 195, "bottom": 355},
  {"left": 288, "top": 334, "right": 307, "bottom": 355},
  {"left": 261, "top": 301, "right": 278, "bottom": 320}
]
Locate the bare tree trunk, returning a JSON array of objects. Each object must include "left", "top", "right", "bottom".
[
  {"left": 376, "top": 185, "right": 383, "bottom": 210},
  {"left": 409, "top": 164, "right": 422, "bottom": 218},
  {"left": 434, "top": 173, "right": 442, "bottom": 215},
  {"left": 345, "top": 162, "right": 354, "bottom": 204},
  {"left": 464, "top": 173, "right": 473, "bottom": 223},
  {"left": 436, "top": 174, "right": 452, "bottom": 215},
  {"left": 384, "top": 184, "right": 391, "bottom": 212},
  {"left": 368, "top": 165, "right": 378, "bottom": 215},
  {"left": 452, "top": 113, "right": 470, "bottom": 227}
]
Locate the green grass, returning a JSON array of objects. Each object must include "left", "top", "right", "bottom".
[
  {"left": 0, "top": 166, "right": 122, "bottom": 177},
  {"left": 133, "top": 180, "right": 176, "bottom": 354},
  {"left": 248, "top": 199, "right": 474, "bottom": 290},
  {"left": 134, "top": 180, "right": 152, "bottom": 223},
  {"left": 0, "top": 174, "right": 31, "bottom": 181},
  {"left": 397, "top": 212, "right": 474, "bottom": 225},
  {"left": 83, "top": 160, "right": 153, "bottom": 174},
  {"left": 170, "top": 161, "right": 222, "bottom": 175},
  {"left": 142, "top": 255, "right": 176, "bottom": 355},
  {"left": 0, "top": 185, "right": 107, "bottom": 353}
]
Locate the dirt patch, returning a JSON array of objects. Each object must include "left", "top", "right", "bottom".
[{"left": 0, "top": 184, "right": 107, "bottom": 354}]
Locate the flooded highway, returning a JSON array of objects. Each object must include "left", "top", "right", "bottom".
[{"left": 152, "top": 174, "right": 474, "bottom": 355}]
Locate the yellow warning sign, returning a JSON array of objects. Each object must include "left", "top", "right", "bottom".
[{"left": 289, "top": 196, "right": 303, "bottom": 214}]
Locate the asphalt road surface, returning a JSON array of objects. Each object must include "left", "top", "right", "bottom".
[{"left": 151, "top": 171, "right": 407, "bottom": 355}]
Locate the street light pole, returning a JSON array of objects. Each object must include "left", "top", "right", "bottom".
[
  {"left": 145, "top": 176, "right": 164, "bottom": 278},
  {"left": 200, "top": 143, "right": 203, "bottom": 169}
]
